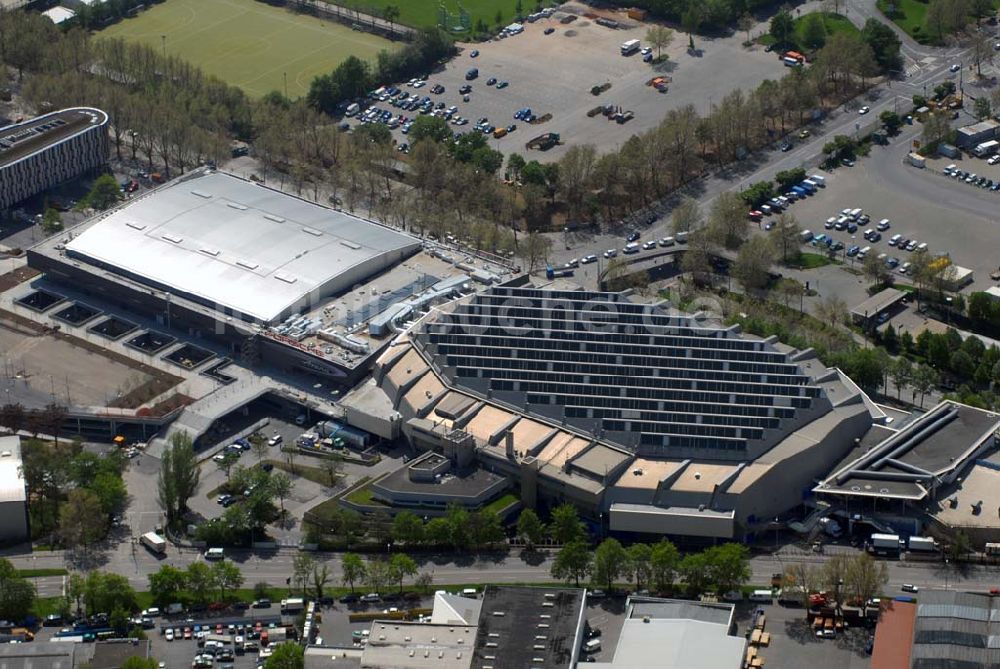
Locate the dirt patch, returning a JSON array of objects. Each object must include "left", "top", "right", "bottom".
[
  {"left": 0, "top": 308, "right": 182, "bottom": 408},
  {"left": 0, "top": 266, "right": 39, "bottom": 292},
  {"left": 529, "top": 113, "right": 554, "bottom": 124},
  {"left": 134, "top": 393, "right": 194, "bottom": 417}
]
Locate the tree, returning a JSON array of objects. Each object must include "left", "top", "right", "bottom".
[
  {"left": 645, "top": 25, "right": 675, "bottom": 58},
  {"left": 549, "top": 504, "right": 586, "bottom": 545},
  {"left": 40, "top": 207, "right": 62, "bottom": 234},
  {"left": 769, "top": 10, "right": 795, "bottom": 46},
  {"left": 424, "top": 517, "right": 452, "bottom": 546},
  {"left": 971, "top": 30, "right": 995, "bottom": 77},
  {"left": 517, "top": 509, "right": 545, "bottom": 547},
  {"left": 90, "top": 471, "right": 127, "bottom": 516},
  {"left": 670, "top": 197, "right": 702, "bottom": 234},
  {"left": 679, "top": 552, "right": 710, "bottom": 596},
  {"left": 816, "top": 294, "right": 848, "bottom": 328},
  {"left": 890, "top": 357, "right": 913, "bottom": 400},
  {"left": 211, "top": 560, "right": 244, "bottom": 601},
  {"left": 389, "top": 553, "right": 418, "bottom": 593},
  {"left": 410, "top": 115, "right": 454, "bottom": 144},
  {"left": 738, "top": 13, "right": 755, "bottom": 45},
  {"left": 703, "top": 543, "right": 751, "bottom": 594},
  {"left": 186, "top": 562, "right": 213, "bottom": 605},
  {"left": 922, "top": 111, "right": 953, "bottom": 147},
  {"left": 264, "top": 641, "right": 304, "bottom": 669},
  {"left": 341, "top": 553, "right": 366, "bottom": 593},
  {"left": 734, "top": 236, "right": 775, "bottom": 292},
  {"left": 771, "top": 212, "right": 802, "bottom": 264},
  {"left": 591, "top": 538, "right": 628, "bottom": 591},
  {"left": 251, "top": 433, "right": 268, "bottom": 463},
  {"left": 974, "top": 97, "right": 992, "bottom": 121},
  {"left": 707, "top": 191, "right": 749, "bottom": 249},
  {"left": 83, "top": 571, "right": 137, "bottom": 615},
  {"left": 364, "top": 558, "right": 391, "bottom": 593},
  {"left": 60, "top": 488, "right": 106, "bottom": 551},
  {"left": 148, "top": 565, "right": 187, "bottom": 607},
  {"left": 650, "top": 540, "right": 680, "bottom": 592},
  {"left": 271, "top": 471, "right": 293, "bottom": 517},
  {"left": 516, "top": 231, "right": 552, "bottom": 273},
  {"left": 85, "top": 174, "right": 122, "bottom": 211},
  {"left": 392, "top": 511, "right": 426, "bottom": 545},
  {"left": 783, "top": 563, "right": 822, "bottom": 608},
  {"left": 801, "top": 13, "right": 828, "bottom": 49},
  {"left": 0, "top": 560, "right": 35, "bottom": 621},
  {"left": 861, "top": 18, "right": 902, "bottom": 72},
  {"left": 320, "top": 454, "right": 343, "bottom": 486},
  {"left": 551, "top": 541, "right": 592, "bottom": 587},
  {"left": 292, "top": 553, "right": 316, "bottom": 596},
  {"left": 682, "top": 7, "right": 702, "bottom": 49},
  {"left": 382, "top": 4, "right": 400, "bottom": 34},
  {"left": 215, "top": 452, "right": 238, "bottom": 480},
  {"left": 863, "top": 252, "right": 890, "bottom": 291},
  {"left": 158, "top": 431, "right": 200, "bottom": 525},
  {"left": 311, "top": 562, "right": 330, "bottom": 601},
  {"left": 912, "top": 364, "right": 938, "bottom": 407},
  {"left": 880, "top": 111, "right": 902, "bottom": 134},
  {"left": 844, "top": 552, "right": 888, "bottom": 607},
  {"left": 627, "top": 543, "right": 652, "bottom": 590}
]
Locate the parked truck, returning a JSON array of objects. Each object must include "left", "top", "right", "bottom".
[
  {"left": 871, "top": 533, "right": 904, "bottom": 555},
  {"left": 140, "top": 531, "right": 167, "bottom": 556},
  {"left": 526, "top": 133, "right": 561, "bottom": 151},
  {"left": 974, "top": 139, "right": 1000, "bottom": 157},
  {"left": 908, "top": 536, "right": 938, "bottom": 552},
  {"left": 280, "top": 598, "right": 305, "bottom": 614}
]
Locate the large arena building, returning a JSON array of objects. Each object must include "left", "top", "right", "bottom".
[
  {"left": 62, "top": 171, "right": 421, "bottom": 324},
  {"left": 374, "top": 286, "right": 880, "bottom": 540}
]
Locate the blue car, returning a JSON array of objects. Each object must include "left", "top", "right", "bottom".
[{"left": 846, "top": 245, "right": 860, "bottom": 257}]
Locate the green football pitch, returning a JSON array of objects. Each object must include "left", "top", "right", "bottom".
[
  {"left": 359, "top": 0, "right": 551, "bottom": 30},
  {"left": 99, "top": 0, "right": 397, "bottom": 98}
]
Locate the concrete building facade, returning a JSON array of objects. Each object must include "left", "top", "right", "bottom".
[{"left": 0, "top": 108, "right": 109, "bottom": 210}]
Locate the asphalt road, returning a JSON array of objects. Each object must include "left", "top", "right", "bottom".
[{"left": 13, "top": 544, "right": 1000, "bottom": 599}]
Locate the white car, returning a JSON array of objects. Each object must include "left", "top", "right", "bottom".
[
  {"left": 858, "top": 106, "right": 870, "bottom": 115},
  {"left": 581, "top": 254, "right": 598, "bottom": 264},
  {"left": 165, "top": 628, "right": 174, "bottom": 642},
  {"left": 603, "top": 249, "right": 617, "bottom": 258},
  {"left": 950, "top": 63, "right": 961, "bottom": 72},
  {"left": 640, "top": 47, "right": 652, "bottom": 56},
  {"left": 988, "top": 155, "right": 1000, "bottom": 165}
]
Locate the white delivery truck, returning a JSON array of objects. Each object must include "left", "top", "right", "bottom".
[
  {"left": 140, "top": 531, "right": 167, "bottom": 556},
  {"left": 974, "top": 140, "right": 1000, "bottom": 157},
  {"left": 620, "top": 39, "right": 640, "bottom": 55}
]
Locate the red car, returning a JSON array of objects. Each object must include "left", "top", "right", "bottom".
[
  {"left": 126, "top": 179, "right": 139, "bottom": 193},
  {"left": 183, "top": 627, "right": 192, "bottom": 639},
  {"left": 216, "top": 624, "right": 223, "bottom": 634},
  {"left": 748, "top": 210, "right": 763, "bottom": 221}
]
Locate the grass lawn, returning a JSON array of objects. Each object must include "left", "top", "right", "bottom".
[
  {"left": 353, "top": 0, "right": 555, "bottom": 31},
  {"left": 759, "top": 12, "right": 861, "bottom": 52},
  {"left": 482, "top": 492, "right": 519, "bottom": 515},
  {"left": 793, "top": 252, "right": 834, "bottom": 269},
  {"left": 876, "top": 0, "right": 931, "bottom": 42},
  {"left": 99, "top": 0, "right": 398, "bottom": 97},
  {"left": 266, "top": 459, "right": 340, "bottom": 487}
]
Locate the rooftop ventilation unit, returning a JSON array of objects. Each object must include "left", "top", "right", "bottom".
[
  {"left": 125, "top": 221, "right": 147, "bottom": 231},
  {"left": 226, "top": 202, "right": 247, "bottom": 210},
  {"left": 302, "top": 226, "right": 322, "bottom": 236},
  {"left": 340, "top": 240, "right": 362, "bottom": 250},
  {"left": 263, "top": 214, "right": 285, "bottom": 223},
  {"left": 162, "top": 234, "right": 183, "bottom": 244},
  {"left": 191, "top": 190, "right": 212, "bottom": 198}
]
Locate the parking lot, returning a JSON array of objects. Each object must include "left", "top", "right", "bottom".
[
  {"left": 759, "top": 151, "right": 1000, "bottom": 294},
  {"left": 733, "top": 602, "right": 873, "bottom": 669},
  {"left": 354, "top": 1, "right": 788, "bottom": 159}
]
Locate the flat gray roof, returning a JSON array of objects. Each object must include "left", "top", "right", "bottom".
[
  {"left": 850, "top": 288, "right": 905, "bottom": 319},
  {"left": 816, "top": 401, "right": 1000, "bottom": 500},
  {"left": 66, "top": 172, "right": 421, "bottom": 323}
]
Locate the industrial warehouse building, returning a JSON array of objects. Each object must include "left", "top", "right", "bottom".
[
  {"left": 0, "top": 107, "right": 109, "bottom": 211},
  {"left": 374, "top": 286, "right": 879, "bottom": 540}
]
